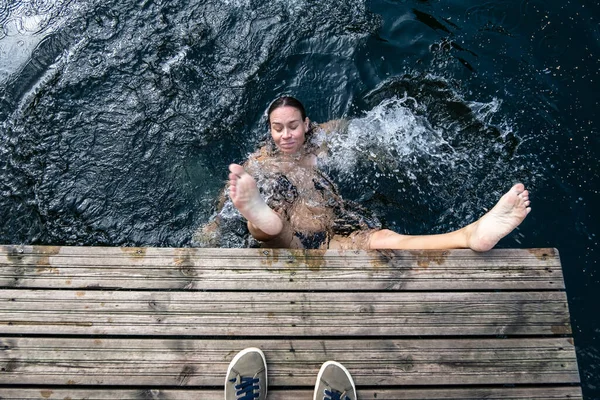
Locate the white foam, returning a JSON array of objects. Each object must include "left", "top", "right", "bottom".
[
  {"left": 161, "top": 46, "right": 189, "bottom": 73},
  {"left": 327, "top": 95, "right": 457, "bottom": 180},
  {"left": 466, "top": 97, "right": 502, "bottom": 125}
]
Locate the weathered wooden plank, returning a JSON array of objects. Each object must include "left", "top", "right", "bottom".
[
  {"left": 0, "top": 246, "right": 563, "bottom": 290},
  {"left": 0, "top": 338, "right": 580, "bottom": 386},
  {"left": 0, "top": 245, "right": 579, "bottom": 395},
  {"left": 0, "top": 245, "right": 561, "bottom": 263},
  {"left": 0, "top": 290, "right": 571, "bottom": 336},
  {"left": 0, "top": 387, "right": 584, "bottom": 399}
]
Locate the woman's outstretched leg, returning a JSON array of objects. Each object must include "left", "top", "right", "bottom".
[
  {"left": 368, "top": 183, "right": 531, "bottom": 251},
  {"left": 228, "top": 164, "right": 283, "bottom": 240}
]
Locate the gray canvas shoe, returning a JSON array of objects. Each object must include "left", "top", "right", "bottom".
[
  {"left": 313, "top": 361, "right": 356, "bottom": 400},
  {"left": 225, "top": 347, "right": 267, "bottom": 400}
]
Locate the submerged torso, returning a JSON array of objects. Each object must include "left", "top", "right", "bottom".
[
  {"left": 194, "top": 124, "right": 381, "bottom": 249},
  {"left": 245, "top": 151, "right": 337, "bottom": 240},
  {"left": 244, "top": 139, "right": 381, "bottom": 249}
]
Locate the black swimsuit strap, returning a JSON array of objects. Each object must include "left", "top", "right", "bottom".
[{"left": 293, "top": 231, "right": 330, "bottom": 249}]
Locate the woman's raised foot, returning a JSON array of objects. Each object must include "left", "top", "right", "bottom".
[
  {"left": 467, "top": 183, "right": 531, "bottom": 252},
  {"left": 228, "top": 164, "right": 283, "bottom": 236}
]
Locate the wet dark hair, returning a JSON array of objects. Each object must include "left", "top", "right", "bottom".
[{"left": 267, "top": 96, "right": 307, "bottom": 125}]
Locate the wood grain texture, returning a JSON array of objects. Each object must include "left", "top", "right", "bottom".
[
  {"left": 0, "top": 338, "right": 579, "bottom": 386},
  {"left": 0, "top": 387, "right": 583, "bottom": 399},
  {"left": 0, "top": 290, "right": 571, "bottom": 336},
  {"left": 0, "top": 245, "right": 581, "bottom": 398},
  {"left": 0, "top": 246, "right": 563, "bottom": 290}
]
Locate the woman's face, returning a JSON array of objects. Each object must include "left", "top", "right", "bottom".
[{"left": 269, "top": 106, "right": 309, "bottom": 155}]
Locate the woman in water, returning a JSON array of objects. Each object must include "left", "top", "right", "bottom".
[{"left": 220, "top": 96, "right": 530, "bottom": 251}]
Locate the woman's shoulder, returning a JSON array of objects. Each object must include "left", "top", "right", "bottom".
[
  {"left": 303, "top": 119, "right": 348, "bottom": 162},
  {"left": 316, "top": 119, "right": 349, "bottom": 134}
]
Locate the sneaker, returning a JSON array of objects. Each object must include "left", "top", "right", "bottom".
[
  {"left": 313, "top": 361, "right": 356, "bottom": 400},
  {"left": 225, "top": 347, "right": 267, "bottom": 400}
]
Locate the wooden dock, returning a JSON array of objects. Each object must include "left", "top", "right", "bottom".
[{"left": 0, "top": 245, "right": 582, "bottom": 399}]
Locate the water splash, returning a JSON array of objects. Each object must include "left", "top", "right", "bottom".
[
  {"left": 321, "top": 74, "right": 537, "bottom": 233},
  {"left": 328, "top": 95, "right": 460, "bottom": 181}
]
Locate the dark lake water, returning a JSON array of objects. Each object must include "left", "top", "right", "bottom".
[{"left": 1, "top": 0, "right": 598, "bottom": 396}]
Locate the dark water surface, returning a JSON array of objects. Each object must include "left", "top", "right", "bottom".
[{"left": 1, "top": 0, "right": 599, "bottom": 396}]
